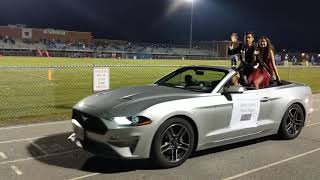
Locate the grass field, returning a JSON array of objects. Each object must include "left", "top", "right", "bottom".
[{"left": 0, "top": 56, "right": 319, "bottom": 126}]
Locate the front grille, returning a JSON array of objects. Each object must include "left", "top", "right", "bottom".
[{"left": 72, "top": 109, "right": 108, "bottom": 134}]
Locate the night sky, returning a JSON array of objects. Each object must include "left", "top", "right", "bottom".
[{"left": 0, "top": 0, "right": 319, "bottom": 52}]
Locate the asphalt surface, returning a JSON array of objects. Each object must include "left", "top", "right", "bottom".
[{"left": 0, "top": 94, "right": 319, "bottom": 180}]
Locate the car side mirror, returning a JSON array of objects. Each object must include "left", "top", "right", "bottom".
[{"left": 226, "top": 86, "right": 245, "bottom": 94}]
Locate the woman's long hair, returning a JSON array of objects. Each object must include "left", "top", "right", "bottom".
[{"left": 258, "top": 36, "right": 275, "bottom": 61}]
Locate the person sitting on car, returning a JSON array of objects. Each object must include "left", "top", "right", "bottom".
[
  {"left": 222, "top": 72, "right": 246, "bottom": 97},
  {"left": 223, "top": 72, "right": 245, "bottom": 92}
]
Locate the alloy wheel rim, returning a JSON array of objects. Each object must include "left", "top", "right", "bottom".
[
  {"left": 160, "top": 124, "right": 191, "bottom": 162},
  {"left": 286, "top": 108, "right": 303, "bottom": 135}
]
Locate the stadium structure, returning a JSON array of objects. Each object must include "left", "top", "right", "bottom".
[{"left": 0, "top": 24, "right": 231, "bottom": 60}]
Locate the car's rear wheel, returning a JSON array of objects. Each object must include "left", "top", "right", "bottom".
[
  {"left": 151, "top": 118, "right": 195, "bottom": 168},
  {"left": 278, "top": 104, "right": 304, "bottom": 140}
]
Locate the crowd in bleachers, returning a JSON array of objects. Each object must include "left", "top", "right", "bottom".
[
  {"left": 0, "top": 35, "right": 214, "bottom": 56},
  {"left": 0, "top": 35, "right": 16, "bottom": 44},
  {"left": 1, "top": 35, "right": 319, "bottom": 63}
]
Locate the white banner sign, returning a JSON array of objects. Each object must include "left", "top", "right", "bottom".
[
  {"left": 229, "top": 93, "right": 260, "bottom": 129},
  {"left": 93, "top": 67, "right": 110, "bottom": 92},
  {"left": 43, "top": 29, "right": 66, "bottom": 35},
  {"left": 22, "top": 28, "right": 32, "bottom": 39}
]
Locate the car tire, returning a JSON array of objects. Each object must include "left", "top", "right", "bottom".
[
  {"left": 151, "top": 117, "right": 195, "bottom": 168},
  {"left": 278, "top": 104, "right": 305, "bottom": 140}
]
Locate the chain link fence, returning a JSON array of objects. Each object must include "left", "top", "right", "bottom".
[
  {"left": 0, "top": 65, "right": 319, "bottom": 126},
  {"left": 0, "top": 65, "right": 181, "bottom": 125}
]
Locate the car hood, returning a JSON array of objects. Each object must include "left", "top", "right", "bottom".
[{"left": 73, "top": 85, "right": 201, "bottom": 118}]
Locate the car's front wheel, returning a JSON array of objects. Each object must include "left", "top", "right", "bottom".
[
  {"left": 278, "top": 104, "right": 305, "bottom": 140},
  {"left": 151, "top": 117, "right": 195, "bottom": 168}
]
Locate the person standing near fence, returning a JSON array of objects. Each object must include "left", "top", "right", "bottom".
[
  {"left": 293, "top": 56, "right": 297, "bottom": 65},
  {"left": 230, "top": 33, "right": 239, "bottom": 68},
  {"left": 231, "top": 55, "right": 238, "bottom": 68},
  {"left": 305, "top": 55, "right": 310, "bottom": 67},
  {"left": 275, "top": 54, "right": 282, "bottom": 65},
  {"left": 311, "top": 56, "right": 315, "bottom": 65}
]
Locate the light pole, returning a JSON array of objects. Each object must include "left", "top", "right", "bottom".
[{"left": 185, "top": 0, "right": 194, "bottom": 54}]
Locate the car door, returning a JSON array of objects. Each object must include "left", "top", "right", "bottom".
[
  {"left": 244, "top": 88, "right": 278, "bottom": 127},
  {"left": 204, "top": 89, "right": 271, "bottom": 146}
]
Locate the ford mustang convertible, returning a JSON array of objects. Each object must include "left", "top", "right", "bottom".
[{"left": 69, "top": 66, "right": 313, "bottom": 168}]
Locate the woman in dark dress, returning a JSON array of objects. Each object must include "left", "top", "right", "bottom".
[{"left": 248, "top": 36, "right": 281, "bottom": 89}]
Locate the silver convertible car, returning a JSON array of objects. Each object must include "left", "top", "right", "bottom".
[{"left": 69, "top": 66, "right": 313, "bottom": 168}]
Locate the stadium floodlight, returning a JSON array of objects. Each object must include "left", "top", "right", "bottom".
[
  {"left": 185, "top": 0, "right": 195, "bottom": 54},
  {"left": 185, "top": 0, "right": 194, "bottom": 3}
]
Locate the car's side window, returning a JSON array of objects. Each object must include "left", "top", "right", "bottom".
[
  {"left": 165, "top": 69, "right": 225, "bottom": 87},
  {"left": 156, "top": 68, "right": 229, "bottom": 93}
]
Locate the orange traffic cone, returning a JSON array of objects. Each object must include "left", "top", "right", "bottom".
[{"left": 48, "top": 70, "right": 52, "bottom": 81}]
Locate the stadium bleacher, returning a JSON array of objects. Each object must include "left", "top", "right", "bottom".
[{"left": 0, "top": 37, "right": 216, "bottom": 57}]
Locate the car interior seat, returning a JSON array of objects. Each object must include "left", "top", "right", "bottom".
[{"left": 268, "top": 80, "right": 282, "bottom": 88}]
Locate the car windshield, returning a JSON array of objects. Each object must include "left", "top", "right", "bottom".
[{"left": 155, "top": 67, "right": 228, "bottom": 93}]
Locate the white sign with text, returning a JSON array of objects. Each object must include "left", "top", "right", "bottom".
[
  {"left": 230, "top": 93, "right": 260, "bottom": 129},
  {"left": 93, "top": 67, "right": 110, "bottom": 92}
]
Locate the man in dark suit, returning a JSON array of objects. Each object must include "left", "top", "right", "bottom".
[{"left": 228, "top": 32, "right": 257, "bottom": 85}]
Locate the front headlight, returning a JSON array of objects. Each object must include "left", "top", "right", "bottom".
[{"left": 112, "top": 116, "right": 152, "bottom": 126}]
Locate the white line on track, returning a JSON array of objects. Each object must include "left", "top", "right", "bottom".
[
  {"left": 66, "top": 121, "right": 320, "bottom": 180},
  {"left": 0, "top": 149, "right": 81, "bottom": 165},
  {"left": 0, "top": 106, "right": 317, "bottom": 180},
  {"left": 10, "top": 165, "right": 23, "bottom": 175},
  {"left": 68, "top": 146, "right": 320, "bottom": 180},
  {"left": 222, "top": 147, "right": 320, "bottom": 180},
  {"left": 0, "top": 152, "right": 8, "bottom": 159},
  {"left": 306, "top": 122, "right": 320, "bottom": 127},
  {"left": 28, "top": 140, "right": 48, "bottom": 155},
  {"left": 0, "top": 136, "right": 44, "bottom": 144},
  {"left": 0, "top": 120, "right": 70, "bottom": 131},
  {"left": 67, "top": 173, "right": 100, "bottom": 180}
]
